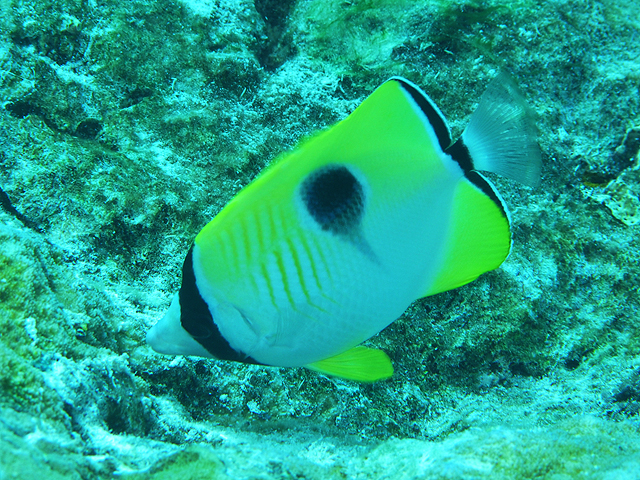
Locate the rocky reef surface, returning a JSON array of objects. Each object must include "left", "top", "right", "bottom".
[{"left": 1, "top": 0, "right": 639, "bottom": 478}]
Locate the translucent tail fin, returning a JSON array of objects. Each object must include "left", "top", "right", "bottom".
[{"left": 452, "top": 73, "right": 542, "bottom": 186}]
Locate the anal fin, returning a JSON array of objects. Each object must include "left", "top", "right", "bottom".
[{"left": 306, "top": 346, "right": 393, "bottom": 382}]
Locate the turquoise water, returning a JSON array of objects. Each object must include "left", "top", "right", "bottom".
[{"left": 1, "top": 0, "right": 639, "bottom": 478}]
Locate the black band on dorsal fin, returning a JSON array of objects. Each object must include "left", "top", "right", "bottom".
[
  {"left": 179, "top": 246, "right": 262, "bottom": 365},
  {"left": 393, "top": 78, "right": 452, "bottom": 151}
]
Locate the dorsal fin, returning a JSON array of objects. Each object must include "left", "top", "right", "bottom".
[{"left": 391, "top": 77, "right": 452, "bottom": 151}]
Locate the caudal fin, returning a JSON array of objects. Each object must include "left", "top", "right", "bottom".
[{"left": 450, "top": 73, "right": 542, "bottom": 186}]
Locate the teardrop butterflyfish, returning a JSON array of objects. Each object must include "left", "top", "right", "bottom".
[{"left": 147, "top": 75, "right": 541, "bottom": 382}]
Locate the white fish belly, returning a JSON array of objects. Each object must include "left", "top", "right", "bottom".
[{"left": 203, "top": 182, "right": 455, "bottom": 367}]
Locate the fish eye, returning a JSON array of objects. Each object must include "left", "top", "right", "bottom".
[{"left": 300, "top": 164, "right": 365, "bottom": 235}]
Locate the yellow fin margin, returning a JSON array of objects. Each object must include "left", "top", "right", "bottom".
[{"left": 306, "top": 346, "right": 393, "bottom": 382}]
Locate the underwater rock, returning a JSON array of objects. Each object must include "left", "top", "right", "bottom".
[
  {"left": 589, "top": 126, "right": 640, "bottom": 226},
  {"left": 1, "top": 0, "right": 639, "bottom": 478}
]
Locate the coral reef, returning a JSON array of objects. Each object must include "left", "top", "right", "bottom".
[{"left": 1, "top": 0, "right": 639, "bottom": 478}]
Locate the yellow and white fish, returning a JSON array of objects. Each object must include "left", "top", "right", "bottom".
[{"left": 147, "top": 75, "right": 541, "bottom": 381}]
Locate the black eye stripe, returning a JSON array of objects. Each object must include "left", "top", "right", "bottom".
[
  {"left": 179, "top": 246, "right": 261, "bottom": 364},
  {"left": 301, "top": 165, "right": 365, "bottom": 235}
]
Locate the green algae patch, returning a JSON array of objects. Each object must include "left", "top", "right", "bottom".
[
  {"left": 0, "top": 347, "right": 58, "bottom": 417},
  {"left": 132, "top": 445, "right": 229, "bottom": 480},
  {"left": 0, "top": 237, "right": 58, "bottom": 338},
  {"left": 0, "top": 231, "right": 69, "bottom": 424}
]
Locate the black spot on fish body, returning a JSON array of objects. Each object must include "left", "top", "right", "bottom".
[{"left": 301, "top": 165, "right": 365, "bottom": 236}]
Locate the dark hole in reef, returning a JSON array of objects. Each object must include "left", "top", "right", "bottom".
[
  {"left": 509, "top": 361, "right": 534, "bottom": 377},
  {"left": 104, "top": 397, "right": 129, "bottom": 434},
  {"left": 75, "top": 119, "right": 103, "bottom": 140},
  {"left": 564, "top": 357, "right": 580, "bottom": 370},
  {"left": 5, "top": 100, "right": 42, "bottom": 119},
  {"left": 120, "top": 86, "right": 153, "bottom": 108},
  {"left": 254, "top": 0, "right": 296, "bottom": 29},
  {"left": 253, "top": 0, "right": 297, "bottom": 71},
  {"left": 614, "top": 386, "right": 637, "bottom": 403}
]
